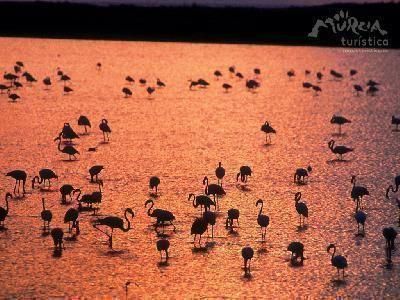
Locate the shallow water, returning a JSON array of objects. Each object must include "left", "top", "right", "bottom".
[{"left": 0, "top": 37, "right": 399, "bottom": 298}]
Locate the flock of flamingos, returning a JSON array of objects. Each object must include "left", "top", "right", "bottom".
[{"left": 1, "top": 61, "right": 400, "bottom": 282}]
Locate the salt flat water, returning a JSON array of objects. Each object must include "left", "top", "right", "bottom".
[{"left": 0, "top": 37, "right": 399, "bottom": 298}]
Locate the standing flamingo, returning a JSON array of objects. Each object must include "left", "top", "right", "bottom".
[
  {"left": 386, "top": 175, "right": 400, "bottom": 199},
  {"left": 327, "top": 244, "right": 348, "bottom": 280},
  {"left": 226, "top": 208, "right": 240, "bottom": 231},
  {"left": 78, "top": 115, "right": 91, "bottom": 133},
  {"left": 99, "top": 119, "right": 111, "bottom": 142},
  {"left": 328, "top": 140, "right": 354, "bottom": 160},
  {"left": 156, "top": 239, "right": 170, "bottom": 261},
  {"left": 242, "top": 246, "right": 254, "bottom": 275},
  {"left": 6, "top": 170, "right": 27, "bottom": 194},
  {"left": 0, "top": 193, "right": 12, "bottom": 229},
  {"left": 294, "top": 192, "right": 308, "bottom": 227},
  {"left": 236, "top": 166, "right": 252, "bottom": 183},
  {"left": 32, "top": 169, "right": 58, "bottom": 189},
  {"left": 383, "top": 227, "right": 397, "bottom": 264},
  {"left": 260, "top": 121, "right": 276, "bottom": 144},
  {"left": 256, "top": 199, "right": 270, "bottom": 241},
  {"left": 203, "top": 176, "right": 225, "bottom": 210},
  {"left": 203, "top": 211, "right": 216, "bottom": 239},
  {"left": 350, "top": 176, "right": 369, "bottom": 212},
  {"left": 215, "top": 162, "right": 225, "bottom": 187},
  {"left": 93, "top": 208, "right": 134, "bottom": 249},
  {"left": 54, "top": 134, "right": 80, "bottom": 160},
  {"left": 287, "top": 242, "right": 304, "bottom": 265},
  {"left": 149, "top": 176, "right": 160, "bottom": 195},
  {"left": 89, "top": 165, "right": 104, "bottom": 183},
  {"left": 294, "top": 166, "right": 312, "bottom": 184},
  {"left": 191, "top": 217, "right": 208, "bottom": 248},
  {"left": 330, "top": 115, "right": 351, "bottom": 135},
  {"left": 59, "top": 184, "right": 76, "bottom": 204},
  {"left": 51, "top": 228, "right": 64, "bottom": 250},
  {"left": 188, "top": 193, "right": 215, "bottom": 213},
  {"left": 145, "top": 199, "right": 176, "bottom": 232},
  {"left": 64, "top": 208, "right": 79, "bottom": 233},
  {"left": 354, "top": 210, "right": 367, "bottom": 236},
  {"left": 41, "top": 198, "right": 52, "bottom": 232}
]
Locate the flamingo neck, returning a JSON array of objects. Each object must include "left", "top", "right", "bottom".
[
  {"left": 258, "top": 202, "right": 263, "bottom": 216},
  {"left": 122, "top": 210, "right": 131, "bottom": 232},
  {"left": 147, "top": 202, "right": 154, "bottom": 216}
]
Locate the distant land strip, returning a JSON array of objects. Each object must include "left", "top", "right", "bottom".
[{"left": 0, "top": 1, "right": 398, "bottom": 48}]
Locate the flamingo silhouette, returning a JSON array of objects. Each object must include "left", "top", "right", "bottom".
[
  {"left": 236, "top": 166, "right": 252, "bottom": 183},
  {"left": 214, "top": 70, "right": 223, "bottom": 79},
  {"left": 328, "top": 140, "right": 353, "bottom": 160},
  {"left": 294, "top": 166, "right": 312, "bottom": 184},
  {"left": 203, "top": 176, "right": 225, "bottom": 210},
  {"left": 215, "top": 162, "right": 225, "bottom": 187},
  {"left": 51, "top": 228, "right": 64, "bottom": 250},
  {"left": 89, "top": 165, "right": 104, "bottom": 183},
  {"left": 383, "top": 227, "right": 397, "bottom": 264},
  {"left": 145, "top": 199, "right": 176, "bottom": 232},
  {"left": 59, "top": 184, "right": 77, "bottom": 204},
  {"left": 330, "top": 115, "right": 351, "bottom": 135},
  {"left": 327, "top": 244, "right": 348, "bottom": 280},
  {"left": 203, "top": 211, "right": 216, "bottom": 239},
  {"left": 78, "top": 115, "right": 91, "bottom": 133},
  {"left": 156, "top": 239, "right": 170, "bottom": 261},
  {"left": 146, "top": 87, "right": 155, "bottom": 98},
  {"left": 287, "top": 70, "right": 295, "bottom": 79},
  {"left": 41, "top": 198, "right": 52, "bottom": 232},
  {"left": 188, "top": 193, "right": 215, "bottom": 213},
  {"left": 191, "top": 217, "right": 208, "bottom": 247},
  {"left": 63, "top": 86, "right": 73, "bottom": 95},
  {"left": 294, "top": 192, "right": 308, "bottom": 227},
  {"left": 386, "top": 175, "right": 400, "bottom": 199},
  {"left": 353, "top": 84, "right": 363, "bottom": 96},
  {"left": 54, "top": 134, "right": 79, "bottom": 160},
  {"left": 43, "top": 77, "right": 51, "bottom": 89},
  {"left": 287, "top": 242, "right": 304, "bottom": 265},
  {"left": 125, "top": 76, "right": 134, "bottom": 84},
  {"left": 122, "top": 87, "right": 132, "bottom": 97},
  {"left": 226, "top": 208, "right": 240, "bottom": 231},
  {"left": 351, "top": 176, "right": 369, "bottom": 212},
  {"left": 0, "top": 193, "right": 12, "bottom": 229},
  {"left": 354, "top": 210, "right": 367, "bottom": 236},
  {"left": 246, "top": 79, "right": 260, "bottom": 91},
  {"left": 302, "top": 82, "right": 313, "bottom": 89},
  {"left": 99, "top": 119, "right": 111, "bottom": 142},
  {"left": 32, "top": 169, "right": 58, "bottom": 189},
  {"left": 330, "top": 70, "right": 343, "bottom": 79},
  {"left": 261, "top": 121, "right": 276, "bottom": 144},
  {"left": 156, "top": 78, "right": 165, "bottom": 88},
  {"left": 256, "top": 199, "right": 270, "bottom": 241},
  {"left": 60, "top": 123, "right": 79, "bottom": 142},
  {"left": 149, "top": 176, "right": 160, "bottom": 194},
  {"left": 391, "top": 116, "right": 400, "bottom": 131},
  {"left": 6, "top": 170, "right": 27, "bottom": 194},
  {"left": 64, "top": 208, "right": 79, "bottom": 233},
  {"left": 93, "top": 208, "right": 134, "bottom": 249},
  {"left": 316, "top": 72, "right": 323, "bottom": 81},
  {"left": 222, "top": 83, "right": 232, "bottom": 92},
  {"left": 242, "top": 246, "right": 254, "bottom": 275}
]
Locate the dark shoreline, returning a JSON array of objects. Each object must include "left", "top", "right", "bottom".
[{"left": 0, "top": 1, "right": 398, "bottom": 48}]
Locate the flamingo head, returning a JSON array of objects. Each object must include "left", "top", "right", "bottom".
[
  {"left": 236, "top": 173, "right": 240, "bottom": 182},
  {"left": 5, "top": 192, "right": 13, "bottom": 200},
  {"left": 256, "top": 199, "right": 263, "bottom": 206},
  {"left": 351, "top": 175, "right": 356, "bottom": 184},
  {"left": 307, "top": 166, "right": 312, "bottom": 172},
  {"left": 327, "top": 243, "right": 336, "bottom": 253},
  {"left": 144, "top": 199, "right": 153, "bottom": 207},
  {"left": 294, "top": 192, "right": 301, "bottom": 201},
  {"left": 126, "top": 208, "right": 134, "bottom": 218},
  {"left": 202, "top": 176, "right": 208, "bottom": 185}
]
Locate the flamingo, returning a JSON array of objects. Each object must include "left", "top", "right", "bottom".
[
  {"left": 32, "top": 169, "right": 58, "bottom": 189},
  {"left": 189, "top": 80, "right": 199, "bottom": 90},
  {"left": 367, "top": 80, "right": 379, "bottom": 86},
  {"left": 188, "top": 194, "right": 215, "bottom": 213},
  {"left": 330, "top": 70, "right": 343, "bottom": 79},
  {"left": 260, "top": 121, "right": 276, "bottom": 143},
  {"left": 354, "top": 210, "right": 367, "bottom": 236},
  {"left": 43, "top": 77, "right": 51, "bottom": 89},
  {"left": 54, "top": 134, "right": 79, "bottom": 160},
  {"left": 222, "top": 83, "right": 232, "bottom": 92},
  {"left": 0, "top": 84, "right": 10, "bottom": 93},
  {"left": 0, "top": 193, "right": 12, "bottom": 228},
  {"left": 228, "top": 66, "right": 235, "bottom": 76},
  {"left": 13, "top": 81, "right": 22, "bottom": 89},
  {"left": 305, "top": 70, "right": 311, "bottom": 75},
  {"left": 287, "top": 242, "right": 304, "bottom": 265},
  {"left": 316, "top": 72, "right": 323, "bottom": 81},
  {"left": 367, "top": 85, "right": 379, "bottom": 96},
  {"left": 63, "top": 86, "right": 73, "bottom": 95},
  {"left": 215, "top": 162, "right": 225, "bottom": 187},
  {"left": 145, "top": 199, "right": 176, "bottom": 232},
  {"left": 242, "top": 246, "right": 254, "bottom": 275},
  {"left": 156, "top": 239, "right": 170, "bottom": 261},
  {"left": 89, "top": 165, "right": 104, "bottom": 183},
  {"left": 226, "top": 208, "right": 240, "bottom": 231},
  {"left": 51, "top": 228, "right": 64, "bottom": 250},
  {"left": 287, "top": 70, "right": 295, "bottom": 79},
  {"left": 391, "top": 116, "right": 400, "bottom": 131},
  {"left": 149, "top": 176, "right": 160, "bottom": 194},
  {"left": 214, "top": 70, "right": 222, "bottom": 80},
  {"left": 197, "top": 79, "right": 209, "bottom": 88},
  {"left": 235, "top": 72, "right": 244, "bottom": 80},
  {"left": 96, "top": 62, "right": 102, "bottom": 70},
  {"left": 203, "top": 176, "right": 225, "bottom": 210},
  {"left": 60, "top": 123, "right": 80, "bottom": 142},
  {"left": 139, "top": 78, "right": 147, "bottom": 85},
  {"left": 41, "top": 198, "right": 52, "bottom": 231},
  {"left": 294, "top": 166, "right": 312, "bottom": 184},
  {"left": 353, "top": 84, "right": 363, "bottom": 95},
  {"left": 6, "top": 170, "right": 27, "bottom": 194},
  {"left": 125, "top": 76, "right": 134, "bottom": 84},
  {"left": 350, "top": 176, "right": 369, "bottom": 212},
  {"left": 236, "top": 166, "right": 252, "bottom": 183},
  {"left": 328, "top": 140, "right": 353, "bottom": 160},
  {"left": 327, "top": 244, "right": 348, "bottom": 280},
  {"left": 246, "top": 79, "right": 260, "bottom": 91},
  {"left": 156, "top": 78, "right": 165, "bottom": 88},
  {"left": 191, "top": 217, "right": 208, "bottom": 247},
  {"left": 8, "top": 91, "right": 20, "bottom": 102},
  {"left": 146, "top": 87, "right": 155, "bottom": 97},
  {"left": 203, "top": 211, "right": 216, "bottom": 239},
  {"left": 312, "top": 85, "right": 322, "bottom": 95},
  {"left": 78, "top": 115, "right": 91, "bottom": 133},
  {"left": 93, "top": 208, "right": 134, "bottom": 249},
  {"left": 386, "top": 175, "right": 400, "bottom": 199},
  {"left": 294, "top": 192, "right": 308, "bottom": 227},
  {"left": 330, "top": 115, "right": 351, "bottom": 135},
  {"left": 383, "top": 227, "right": 397, "bottom": 264},
  {"left": 254, "top": 68, "right": 261, "bottom": 76},
  {"left": 350, "top": 69, "right": 357, "bottom": 77},
  {"left": 64, "top": 208, "right": 79, "bottom": 233},
  {"left": 59, "top": 184, "right": 76, "bottom": 204},
  {"left": 256, "top": 199, "right": 270, "bottom": 241},
  {"left": 302, "top": 82, "right": 313, "bottom": 89},
  {"left": 122, "top": 87, "right": 132, "bottom": 97},
  {"left": 99, "top": 119, "right": 111, "bottom": 142}
]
